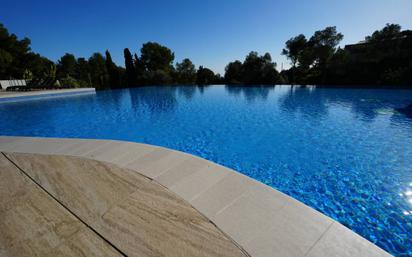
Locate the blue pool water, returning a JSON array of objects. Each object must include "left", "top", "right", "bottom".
[{"left": 1, "top": 85, "right": 412, "bottom": 255}]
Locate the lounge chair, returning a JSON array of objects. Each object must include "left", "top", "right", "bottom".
[
  {"left": 4, "top": 79, "right": 27, "bottom": 91},
  {"left": 0, "top": 80, "right": 10, "bottom": 90},
  {"left": 6, "top": 78, "right": 46, "bottom": 91}
]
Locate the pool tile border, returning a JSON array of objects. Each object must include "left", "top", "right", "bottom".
[{"left": 0, "top": 136, "right": 392, "bottom": 257}]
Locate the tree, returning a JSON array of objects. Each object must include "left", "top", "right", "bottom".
[
  {"left": 0, "top": 23, "right": 52, "bottom": 79},
  {"left": 0, "top": 48, "right": 13, "bottom": 76},
  {"left": 75, "top": 58, "right": 91, "bottom": 87},
  {"left": 241, "top": 51, "right": 260, "bottom": 83},
  {"left": 196, "top": 66, "right": 215, "bottom": 85},
  {"left": 335, "top": 24, "right": 412, "bottom": 86},
  {"left": 44, "top": 63, "right": 56, "bottom": 78},
  {"left": 22, "top": 53, "right": 53, "bottom": 78},
  {"left": 224, "top": 52, "right": 279, "bottom": 85},
  {"left": 282, "top": 34, "right": 307, "bottom": 67},
  {"left": 241, "top": 52, "right": 278, "bottom": 84},
  {"left": 57, "top": 53, "right": 77, "bottom": 78},
  {"left": 261, "top": 53, "right": 279, "bottom": 84},
  {"left": 124, "top": 48, "right": 137, "bottom": 87},
  {"left": 105, "top": 50, "right": 121, "bottom": 89},
  {"left": 309, "top": 26, "right": 343, "bottom": 67},
  {"left": 140, "top": 42, "right": 174, "bottom": 72},
  {"left": 281, "top": 26, "right": 344, "bottom": 84},
  {"left": 224, "top": 60, "right": 243, "bottom": 84},
  {"left": 142, "top": 69, "right": 172, "bottom": 84},
  {"left": 175, "top": 58, "right": 196, "bottom": 84},
  {"left": 366, "top": 24, "right": 402, "bottom": 42},
  {"left": 134, "top": 53, "right": 145, "bottom": 84},
  {"left": 88, "top": 53, "right": 108, "bottom": 89}
]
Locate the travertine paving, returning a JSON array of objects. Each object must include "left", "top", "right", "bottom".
[
  {"left": 0, "top": 136, "right": 392, "bottom": 257},
  {"left": 0, "top": 152, "right": 248, "bottom": 257},
  {"left": 0, "top": 154, "right": 122, "bottom": 257}
]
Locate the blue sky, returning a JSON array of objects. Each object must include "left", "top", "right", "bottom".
[{"left": 2, "top": 0, "right": 412, "bottom": 74}]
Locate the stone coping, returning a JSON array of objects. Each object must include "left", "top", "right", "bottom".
[
  {"left": 0, "top": 88, "right": 95, "bottom": 102},
  {"left": 0, "top": 136, "right": 392, "bottom": 257}
]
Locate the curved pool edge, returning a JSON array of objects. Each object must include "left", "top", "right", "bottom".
[{"left": 0, "top": 136, "right": 392, "bottom": 257}]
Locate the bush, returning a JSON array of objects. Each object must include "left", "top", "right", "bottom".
[{"left": 59, "top": 75, "right": 80, "bottom": 88}]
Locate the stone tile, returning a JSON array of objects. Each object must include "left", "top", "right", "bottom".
[
  {"left": 105, "top": 142, "right": 157, "bottom": 167},
  {"left": 169, "top": 164, "right": 230, "bottom": 201},
  {"left": 0, "top": 187, "right": 82, "bottom": 257},
  {"left": 241, "top": 183, "right": 290, "bottom": 214},
  {"left": 56, "top": 140, "right": 110, "bottom": 156},
  {"left": 208, "top": 182, "right": 290, "bottom": 245},
  {"left": 5, "top": 153, "right": 144, "bottom": 226},
  {"left": 0, "top": 136, "right": 22, "bottom": 147},
  {"left": 190, "top": 172, "right": 257, "bottom": 218},
  {"left": 125, "top": 148, "right": 190, "bottom": 178},
  {"left": 243, "top": 198, "right": 334, "bottom": 257},
  {"left": 50, "top": 227, "right": 123, "bottom": 257},
  {"left": 305, "top": 222, "right": 392, "bottom": 257},
  {"left": 0, "top": 137, "right": 38, "bottom": 153},
  {"left": 99, "top": 187, "right": 246, "bottom": 257},
  {"left": 83, "top": 141, "right": 128, "bottom": 161},
  {"left": 3, "top": 152, "right": 247, "bottom": 257},
  {"left": 53, "top": 140, "right": 93, "bottom": 155},
  {"left": 0, "top": 154, "right": 31, "bottom": 212},
  {"left": 155, "top": 156, "right": 212, "bottom": 187},
  {"left": 0, "top": 155, "right": 85, "bottom": 257},
  {"left": 17, "top": 138, "right": 80, "bottom": 155},
  {"left": 0, "top": 137, "right": 77, "bottom": 155},
  {"left": 212, "top": 193, "right": 282, "bottom": 247}
]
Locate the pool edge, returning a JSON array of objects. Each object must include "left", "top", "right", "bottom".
[
  {"left": 0, "top": 136, "right": 392, "bottom": 257},
  {"left": 0, "top": 88, "right": 96, "bottom": 103}
]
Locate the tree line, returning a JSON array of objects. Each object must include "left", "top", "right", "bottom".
[
  {"left": 1, "top": 23, "right": 411, "bottom": 89},
  {"left": 281, "top": 24, "right": 412, "bottom": 86}
]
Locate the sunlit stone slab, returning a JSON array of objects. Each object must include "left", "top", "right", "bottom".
[
  {"left": 0, "top": 154, "right": 122, "bottom": 257},
  {"left": 4, "top": 152, "right": 247, "bottom": 257},
  {"left": 243, "top": 198, "right": 334, "bottom": 257},
  {"left": 125, "top": 148, "right": 190, "bottom": 178},
  {"left": 305, "top": 222, "right": 391, "bottom": 257}
]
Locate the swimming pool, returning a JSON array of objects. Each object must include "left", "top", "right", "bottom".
[{"left": 1, "top": 85, "right": 411, "bottom": 255}]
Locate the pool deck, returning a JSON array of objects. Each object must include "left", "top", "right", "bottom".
[
  {"left": 0, "top": 136, "right": 392, "bottom": 257},
  {"left": 0, "top": 88, "right": 95, "bottom": 102}
]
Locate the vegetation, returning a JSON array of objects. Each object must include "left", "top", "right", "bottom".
[
  {"left": 225, "top": 51, "right": 281, "bottom": 85},
  {"left": 1, "top": 22, "right": 411, "bottom": 89},
  {"left": 0, "top": 23, "right": 53, "bottom": 79},
  {"left": 281, "top": 24, "right": 412, "bottom": 86}
]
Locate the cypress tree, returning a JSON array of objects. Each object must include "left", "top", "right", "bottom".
[
  {"left": 134, "top": 53, "right": 145, "bottom": 85},
  {"left": 124, "top": 48, "right": 137, "bottom": 87},
  {"left": 105, "top": 50, "right": 121, "bottom": 89}
]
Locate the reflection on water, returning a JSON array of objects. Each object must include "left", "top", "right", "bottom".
[
  {"left": 128, "top": 86, "right": 178, "bottom": 115},
  {"left": 177, "top": 86, "right": 197, "bottom": 100},
  {"left": 122, "top": 83, "right": 412, "bottom": 125},
  {"left": 276, "top": 85, "right": 412, "bottom": 122},
  {"left": 278, "top": 86, "right": 329, "bottom": 118},
  {"left": 225, "top": 85, "right": 274, "bottom": 102}
]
